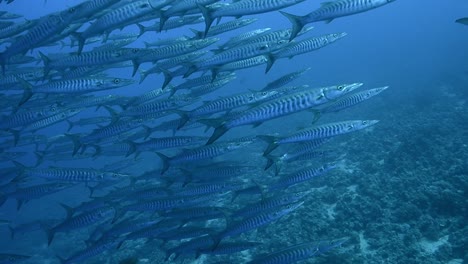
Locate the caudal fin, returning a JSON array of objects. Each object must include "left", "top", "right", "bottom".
[
  {"left": 280, "top": 11, "right": 307, "bottom": 42},
  {"left": 197, "top": 4, "right": 214, "bottom": 38},
  {"left": 257, "top": 135, "right": 279, "bottom": 156}
]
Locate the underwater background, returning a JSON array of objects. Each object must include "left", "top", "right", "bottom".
[{"left": 0, "top": 0, "right": 467, "bottom": 263}]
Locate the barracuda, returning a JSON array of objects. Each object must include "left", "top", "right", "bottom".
[
  {"left": 282, "top": 0, "right": 397, "bottom": 41},
  {"left": 261, "top": 119, "right": 379, "bottom": 155},
  {"left": 198, "top": 0, "right": 305, "bottom": 37},
  {"left": 205, "top": 83, "right": 362, "bottom": 144}
]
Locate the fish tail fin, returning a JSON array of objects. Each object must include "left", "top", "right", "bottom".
[
  {"left": 280, "top": 11, "right": 306, "bottom": 42},
  {"left": 45, "top": 227, "right": 56, "bottom": 246},
  {"left": 0, "top": 52, "right": 6, "bottom": 75},
  {"left": 56, "top": 255, "right": 66, "bottom": 264},
  {"left": 257, "top": 135, "right": 279, "bottom": 156},
  {"left": 14, "top": 75, "right": 33, "bottom": 107},
  {"left": 197, "top": 4, "right": 214, "bottom": 38},
  {"left": 189, "top": 28, "right": 203, "bottom": 39},
  {"left": 265, "top": 53, "right": 276, "bottom": 73},
  {"left": 206, "top": 124, "right": 228, "bottom": 145},
  {"left": 311, "top": 109, "right": 321, "bottom": 123},
  {"left": 64, "top": 133, "right": 82, "bottom": 156},
  {"left": 8, "top": 225, "right": 15, "bottom": 240},
  {"left": 8, "top": 129, "right": 20, "bottom": 146},
  {"left": 264, "top": 155, "right": 277, "bottom": 171},
  {"left": 138, "top": 69, "right": 149, "bottom": 84},
  {"left": 12, "top": 161, "right": 26, "bottom": 177},
  {"left": 66, "top": 120, "right": 74, "bottom": 132},
  {"left": 38, "top": 51, "right": 51, "bottom": 77},
  {"left": 161, "top": 68, "right": 174, "bottom": 89},
  {"left": 34, "top": 151, "right": 44, "bottom": 167},
  {"left": 136, "top": 23, "right": 146, "bottom": 37},
  {"left": 158, "top": 11, "right": 168, "bottom": 32},
  {"left": 131, "top": 59, "right": 141, "bottom": 77},
  {"left": 183, "top": 64, "right": 197, "bottom": 78},
  {"left": 0, "top": 193, "right": 7, "bottom": 208},
  {"left": 124, "top": 140, "right": 137, "bottom": 158},
  {"left": 197, "top": 118, "right": 227, "bottom": 144},
  {"left": 172, "top": 110, "right": 190, "bottom": 130},
  {"left": 70, "top": 32, "right": 85, "bottom": 54},
  {"left": 155, "top": 152, "right": 170, "bottom": 175}
]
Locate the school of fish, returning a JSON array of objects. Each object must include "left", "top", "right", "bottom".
[{"left": 0, "top": 0, "right": 398, "bottom": 263}]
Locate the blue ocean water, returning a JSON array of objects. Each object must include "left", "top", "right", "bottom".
[{"left": 0, "top": 1, "right": 467, "bottom": 263}]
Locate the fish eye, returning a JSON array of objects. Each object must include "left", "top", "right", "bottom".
[
  {"left": 113, "top": 79, "right": 121, "bottom": 84},
  {"left": 337, "top": 85, "right": 344, "bottom": 90},
  {"left": 132, "top": 48, "right": 139, "bottom": 53},
  {"left": 362, "top": 121, "right": 368, "bottom": 125},
  {"left": 69, "top": 7, "right": 75, "bottom": 13},
  {"left": 261, "top": 92, "right": 267, "bottom": 96}
]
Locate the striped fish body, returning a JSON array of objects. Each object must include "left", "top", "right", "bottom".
[
  {"left": 173, "top": 72, "right": 234, "bottom": 93},
  {"left": 199, "top": 0, "right": 304, "bottom": 36},
  {"left": 282, "top": 0, "right": 395, "bottom": 41},
  {"left": 6, "top": 183, "right": 70, "bottom": 201},
  {"left": 220, "top": 28, "right": 272, "bottom": 50},
  {"left": 192, "top": 90, "right": 279, "bottom": 118},
  {"left": 188, "top": 75, "right": 236, "bottom": 97},
  {"left": 201, "top": 18, "right": 258, "bottom": 38},
  {"left": 135, "top": 136, "right": 207, "bottom": 152},
  {"left": 43, "top": 48, "right": 146, "bottom": 73},
  {"left": 170, "top": 140, "right": 252, "bottom": 164},
  {"left": 134, "top": 37, "right": 218, "bottom": 75},
  {"left": 140, "top": 51, "right": 208, "bottom": 83},
  {"left": 173, "top": 182, "right": 233, "bottom": 197},
  {"left": 24, "top": 108, "right": 82, "bottom": 132},
  {"left": 196, "top": 40, "right": 287, "bottom": 70},
  {"left": 212, "top": 0, "right": 305, "bottom": 18},
  {"left": 248, "top": 239, "right": 348, "bottom": 264},
  {"left": 245, "top": 26, "right": 314, "bottom": 46},
  {"left": 155, "top": 50, "right": 207, "bottom": 71},
  {"left": 206, "top": 84, "right": 361, "bottom": 144},
  {"left": 220, "top": 201, "right": 303, "bottom": 239},
  {"left": 269, "top": 164, "right": 335, "bottom": 190},
  {"left": 323, "top": 86, "right": 388, "bottom": 112},
  {"left": 164, "top": 0, "right": 218, "bottom": 17},
  {"left": 81, "top": 118, "right": 144, "bottom": 144},
  {"left": 1, "top": 15, "right": 66, "bottom": 60},
  {"left": 0, "top": 105, "right": 61, "bottom": 129},
  {"left": 122, "top": 97, "right": 191, "bottom": 117},
  {"left": 274, "top": 33, "right": 347, "bottom": 59},
  {"left": 277, "top": 120, "right": 379, "bottom": 144},
  {"left": 217, "top": 55, "right": 268, "bottom": 72},
  {"left": 160, "top": 207, "right": 225, "bottom": 221},
  {"left": 140, "top": 15, "right": 202, "bottom": 35},
  {"left": 124, "top": 195, "right": 210, "bottom": 212},
  {"left": 262, "top": 67, "right": 311, "bottom": 91},
  {"left": 0, "top": 20, "right": 36, "bottom": 39},
  {"left": 52, "top": 207, "right": 116, "bottom": 235},
  {"left": 34, "top": 78, "right": 134, "bottom": 94},
  {"left": 80, "top": 0, "right": 159, "bottom": 40},
  {"left": 24, "top": 168, "right": 121, "bottom": 183},
  {"left": 305, "top": 0, "right": 395, "bottom": 24},
  {"left": 69, "top": 0, "right": 122, "bottom": 22},
  {"left": 226, "top": 84, "right": 361, "bottom": 129},
  {"left": 137, "top": 38, "right": 218, "bottom": 64}
]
